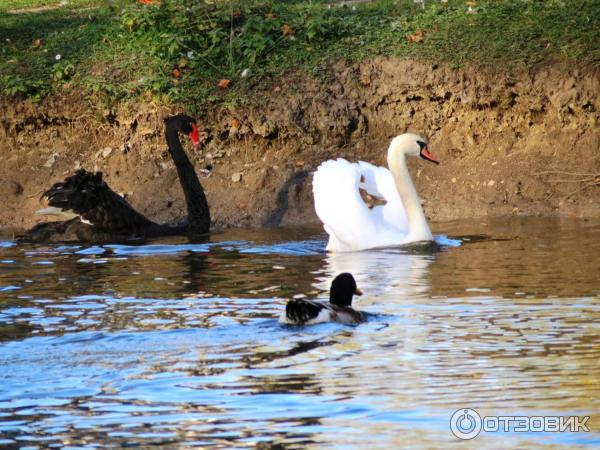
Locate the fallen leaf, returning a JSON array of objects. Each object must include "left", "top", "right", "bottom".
[
  {"left": 594, "top": 175, "right": 600, "bottom": 185},
  {"left": 295, "top": 160, "right": 305, "bottom": 167},
  {"left": 138, "top": 0, "right": 154, "bottom": 4},
  {"left": 230, "top": 118, "right": 240, "bottom": 129},
  {"left": 408, "top": 28, "right": 424, "bottom": 43},
  {"left": 218, "top": 79, "right": 231, "bottom": 89},
  {"left": 172, "top": 68, "right": 181, "bottom": 78},
  {"left": 265, "top": 12, "right": 276, "bottom": 19},
  {"left": 281, "top": 24, "right": 294, "bottom": 36},
  {"left": 32, "top": 39, "right": 42, "bottom": 49}
]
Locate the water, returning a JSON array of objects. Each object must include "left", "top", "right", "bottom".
[{"left": 0, "top": 217, "right": 599, "bottom": 449}]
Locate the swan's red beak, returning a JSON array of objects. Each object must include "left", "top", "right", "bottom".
[
  {"left": 189, "top": 123, "right": 200, "bottom": 149},
  {"left": 420, "top": 147, "right": 439, "bottom": 164}
]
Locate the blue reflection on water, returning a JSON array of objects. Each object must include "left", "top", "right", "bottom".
[{"left": 1, "top": 222, "right": 599, "bottom": 449}]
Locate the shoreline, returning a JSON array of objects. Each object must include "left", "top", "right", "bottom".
[{"left": 1, "top": 58, "right": 599, "bottom": 232}]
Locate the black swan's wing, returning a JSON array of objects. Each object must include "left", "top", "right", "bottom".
[
  {"left": 284, "top": 299, "right": 328, "bottom": 324},
  {"left": 42, "top": 170, "right": 157, "bottom": 234}
]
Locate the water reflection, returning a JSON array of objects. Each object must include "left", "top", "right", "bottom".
[
  {"left": 430, "top": 217, "right": 600, "bottom": 298},
  {"left": 0, "top": 218, "right": 599, "bottom": 448},
  {"left": 320, "top": 247, "right": 433, "bottom": 300}
]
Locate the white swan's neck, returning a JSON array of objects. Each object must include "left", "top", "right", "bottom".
[{"left": 388, "top": 151, "right": 433, "bottom": 242}]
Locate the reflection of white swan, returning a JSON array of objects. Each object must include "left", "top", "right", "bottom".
[
  {"left": 313, "top": 133, "right": 439, "bottom": 252},
  {"left": 316, "top": 248, "right": 433, "bottom": 302}
]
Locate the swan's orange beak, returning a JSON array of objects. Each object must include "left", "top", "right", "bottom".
[
  {"left": 420, "top": 147, "right": 439, "bottom": 164},
  {"left": 189, "top": 123, "right": 200, "bottom": 149}
]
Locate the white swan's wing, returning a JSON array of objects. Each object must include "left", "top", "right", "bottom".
[
  {"left": 313, "top": 159, "right": 409, "bottom": 251},
  {"left": 356, "top": 161, "right": 409, "bottom": 233},
  {"left": 313, "top": 159, "right": 377, "bottom": 251}
]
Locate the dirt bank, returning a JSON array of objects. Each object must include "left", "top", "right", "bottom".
[{"left": 1, "top": 57, "right": 599, "bottom": 233}]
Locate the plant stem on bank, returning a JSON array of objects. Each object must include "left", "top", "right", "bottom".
[{"left": 1, "top": 0, "right": 599, "bottom": 109}]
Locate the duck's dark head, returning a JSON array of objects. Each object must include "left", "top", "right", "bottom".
[
  {"left": 166, "top": 114, "right": 199, "bottom": 148},
  {"left": 330, "top": 272, "right": 362, "bottom": 307}
]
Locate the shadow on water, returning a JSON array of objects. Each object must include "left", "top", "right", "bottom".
[{"left": 0, "top": 217, "right": 599, "bottom": 448}]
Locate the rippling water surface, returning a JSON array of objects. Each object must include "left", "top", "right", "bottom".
[{"left": 0, "top": 217, "right": 599, "bottom": 449}]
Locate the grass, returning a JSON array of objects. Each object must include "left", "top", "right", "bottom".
[
  {"left": 0, "top": 0, "right": 97, "bottom": 13},
  {"left": 0, "top": 5, "right": 112, "bottom": 101},
  {"left": 1, "top": 0, "right": 599, "bottom": 110}
]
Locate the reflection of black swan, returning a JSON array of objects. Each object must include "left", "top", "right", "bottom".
[{"left": 22, "top": 114, "right": 210, "bottom": 242}]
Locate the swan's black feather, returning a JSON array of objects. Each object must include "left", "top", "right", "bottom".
[
  {"left": 20, "top": 114, "right": 209, "bottom": 243},
  {"left": 43, "top": 170, "right": 157, "bottom": 233}
]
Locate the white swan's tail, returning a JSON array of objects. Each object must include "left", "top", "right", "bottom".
[{"left": 312, "top": 159, "right": 408, "bottom": 251}]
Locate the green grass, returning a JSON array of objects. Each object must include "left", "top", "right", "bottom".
[
  {"left": 1, "top": 0, "right": 599, "bottom": 109},
  {"left": 0, "top": 5, "right": 113, "bottom": 101},
  {"left": 0, "top": 0, "right": 97, "bottom": 13}
]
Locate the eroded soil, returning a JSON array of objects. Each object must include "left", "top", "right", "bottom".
[{"left": 1, "top": 58, "right": 599, "bottom": 234}]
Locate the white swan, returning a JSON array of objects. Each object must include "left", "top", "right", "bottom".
[{"left": 312, "top": 133, "right": 439, "bottom": 252}]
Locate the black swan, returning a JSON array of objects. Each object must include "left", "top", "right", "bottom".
[
  {"left": 21, "top": 114, "right": 210, "bottom": 242},
  {"left": 280, "top": 273, "right": 366, "bottom": 325}
]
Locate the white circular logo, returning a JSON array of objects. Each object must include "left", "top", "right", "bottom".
[{"left": 450, "top": 408, "right": 482, "bottom": 440}]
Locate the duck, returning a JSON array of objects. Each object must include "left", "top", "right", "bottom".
[
  {"left": 312, "top": 133, "right": 439, "bottom": 252},
  {"left": 280, "top": 273, "right": 365, "bottom": 325},
  {"left": 20, "top": 114, "right": 210, "bottom": 242}
]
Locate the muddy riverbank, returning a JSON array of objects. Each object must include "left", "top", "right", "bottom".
[{"left": 1, "top": 57, "right": 599, "bottom": 234}]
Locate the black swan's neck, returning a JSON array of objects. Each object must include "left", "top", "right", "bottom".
[{"left": 166, "top": 123, "right": 210, "bottom": 234}]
